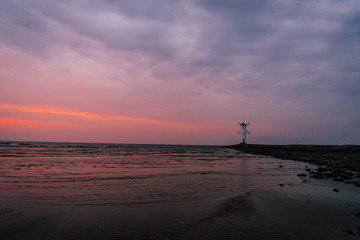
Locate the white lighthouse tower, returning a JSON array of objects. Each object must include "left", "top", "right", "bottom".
[{"left": 238, "top": 122, "right": 251, "bottom": 144}]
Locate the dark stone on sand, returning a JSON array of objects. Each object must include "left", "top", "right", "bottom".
[
  {"left": 308, "top": 169, "right": 327, "bottom": 179},
  {"left": 333, "top": 169, "right": 345, "bottom": 174},
  {"left": 340, "top": 229, "right": 354, "bottom": 235},
  {"left": 333, "top": 177, "right": 344, "bottom": 182},
  {"left": 318, "top": 166, "right": 328, "bottom": 172},
  {"left": 333, "top": 188, "right": 340, "bottom": 192},
  {"left": 340, "top": 174, "right": 352, "bottom": 180},
  {"left": 278, "top": 165, "right": 283, "bottom": 168},
  {"left": 323, "top": 172, "right": 334, "bottom": 178},
  {"left": 279, "top": 184, "right": 284, "bottom": 187},
  {"left": 297, "top": 173, "right": 307, "bottom": 177}
]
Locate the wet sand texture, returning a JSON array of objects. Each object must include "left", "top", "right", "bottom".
[
  {"left": 1, "top": 143, "right": 359, "bottom": 239},
  {"left": 1, "top": 192, "right": 359, "bottom": 240}
]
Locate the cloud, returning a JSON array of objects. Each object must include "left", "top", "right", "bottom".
[{"left": 0, "top": 0, "right": 360, "bottom": 144}]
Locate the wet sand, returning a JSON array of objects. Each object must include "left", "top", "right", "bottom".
[
  {"left": 221, "top": 143, "right": 360, "bottom": 239},
  {"left": 1, "top": 143, "right": 359, "bottom": 239},
  {"left": 1, "top": 191, "right": 359, "bottom": 239},
  {"left": 253, "top": 191, "right": 360, "bottom": 239}
]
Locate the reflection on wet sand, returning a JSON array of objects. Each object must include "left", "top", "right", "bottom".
[{"left": 0, "top": 143, "right": 359, "bottom": 239}]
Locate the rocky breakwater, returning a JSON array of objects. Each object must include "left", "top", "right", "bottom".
[
  {"left": 298, "top": 165, "right": 360, "bottom": 188},
  {"left": 225, "top": 144, "right": 360, "bottom": 188}
]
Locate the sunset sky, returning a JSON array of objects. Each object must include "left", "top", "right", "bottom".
[{"left": 1, "top": 0, "right": 360, "bottom": 145}]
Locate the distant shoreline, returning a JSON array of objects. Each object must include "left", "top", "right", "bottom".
[{"left": 224, "top": 144, "right": 360, "bottom": 172}]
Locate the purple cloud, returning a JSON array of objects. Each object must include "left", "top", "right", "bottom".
[{"left": 0, "top": 0, "right": 360, "bottom": 144}]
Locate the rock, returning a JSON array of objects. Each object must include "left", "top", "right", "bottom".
[
  {"left": 339, "top": 173, "right": 352, "bottom": 180},
  {"left": 353, "top": 182, "right": 360, "bottom": 187},
  {"left": 278, "top": 165, "right": 283, "bottom": 168},
  {"left": 340, "top": 229, "right": 354, "bottom": 235},
  {"left": 279, "top": 184, "right": 284, "bottom": 187},
  {"left": 333, "top": 177, "right": 344, "bottom": 182},
  {"left": 334, "top": 169, "right": 346, "bottom": 174},
  {"left": 297, "top": 173, "right": 307, "bottom": 177},
  {"left": 323, "top": 172, "right": 334, "bottom": 178},
  {"left": 333, "top": 188, "right": 340, "bottom": 192},
  {"left": 318, "top": 166, "right": 328, "bottom": 172}
]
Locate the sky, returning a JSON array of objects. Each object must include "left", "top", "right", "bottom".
[{"left": 1, "top": 0, "right": 360, "bottom": 145}]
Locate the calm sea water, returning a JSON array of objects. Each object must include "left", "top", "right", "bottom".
[
  {"left": 0, "top": 142, "right": 249, "bottom": 206},
  {"left": 0, "top": 142, "right": 359, "bottom": 239},
  {"left": 0, "top": 142, "right": 317, "bottom": 205}
]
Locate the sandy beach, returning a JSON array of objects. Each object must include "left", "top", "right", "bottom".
[
  {"left": 1, "top": 189, "right": 359, "bottom": 239},
  {"left": 0, "top": 143, "right": 359, "bottom": 239}
]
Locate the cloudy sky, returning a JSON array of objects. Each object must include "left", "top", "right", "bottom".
[{"left": 1, "top": 0, "right": 359, "bottom": 145}]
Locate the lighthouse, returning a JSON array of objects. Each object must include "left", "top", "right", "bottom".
[{"left": 238, "top": 122, "right": 251, "bottom": 144}]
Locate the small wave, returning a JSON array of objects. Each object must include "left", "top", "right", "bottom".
[
  {"left": 0, "top": 142, "right": 41, "bottom": 147},
  {"left": 0, "top": 172, "right": 188, "bottom": 184}
]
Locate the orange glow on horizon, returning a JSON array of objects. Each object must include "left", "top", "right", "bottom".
[
  {"left": 0, "top": 104, "right": 104, "bottom": 120},
  {"left": 0, "top": 116, "right": 82, "bottom": 128},
  {"left": 0, "top": 104, "right": 231, "bottom": 131}
]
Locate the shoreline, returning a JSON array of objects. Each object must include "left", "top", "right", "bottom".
[
  {"left": 1, "top": 143, "right": 360, "bottom": 239},
  {"left": 225, "top": 144, "right": 360, "bottom": 187}
]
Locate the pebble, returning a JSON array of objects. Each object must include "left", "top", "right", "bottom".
[
  {"left": 300, "top": 166, "right": 360, "bottom": 187},
  {"left": 340, "top": 229, "right": 354, "bottom": 235}
]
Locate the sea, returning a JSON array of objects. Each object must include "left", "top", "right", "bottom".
[{"left": 0, "top": 142, "right": 359, "bottom": 239}]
